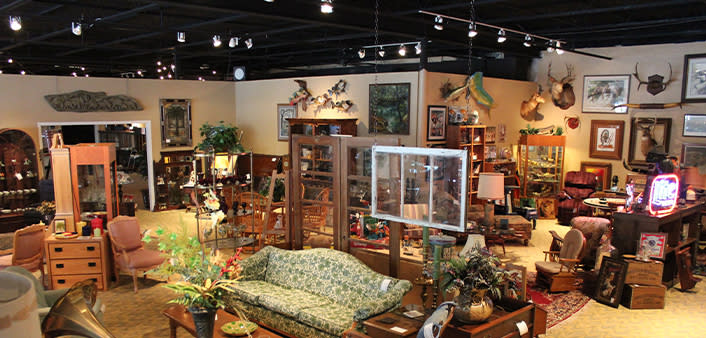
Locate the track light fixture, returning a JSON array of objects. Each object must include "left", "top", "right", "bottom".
[
  {"left": 397, "top": 44, "right": 407, "bottom": 56},
  {"left": 71, "top": 22, "right": 82, "bottom": 36},
  {"left": 177, "top": 32, "right": 186, "bottom": 43},
  {"left": 415, "top": 42, "right": 422, "bottom": 55},
  {"left": 8, "top": 58, "right": 13, "bottom": 63},
  {"left": 20, "top": 70, "right": 25, "bottom": 75},
  {"left": 245, "top": 38, "right": 253, "bottom": 49},
  {"left": 546, "top": 40, "right": 555, "bottom": 53},
  {"left": 497, "top": 29, "right": 506, "bottom": 43},
  {"left": 213, "top": 35, "right": 222, "bottom": 47},
  {"left": 9, "top": 16, "right": 21, "bottom": 31},
  {"left": 358, "top": 49, "right": 365, "bottom": 59},
  {"left": 433, "top": 15, "right": 443, "bottom": 31},
  {"left": 377, "top": 47, "right": 385, "bottom": 57},
  {"left": 555, "top": 41, "right": 564, "bottom": 54},
  {"left": 468, "top": 22, "right": 478, "bottom": 38},
  {"left": 229, "top": 37, "right": 239, "bottom": 48},
  {"left": 320, "top": 0, "right": 333, "bottom": 14},
  {"left": 523, "top": 34, "right": 533, "bottom": 47},
  {"left": 264, "top": 0, "right": 274, "bottom": 2}
]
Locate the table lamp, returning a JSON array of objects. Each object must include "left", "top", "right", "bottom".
[{"left": 477, "top": 172, "right": 504, "bottom": 227}]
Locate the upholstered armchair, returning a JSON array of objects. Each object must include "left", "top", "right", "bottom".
[
  {"left": 0, "top": 224, "right": 45, "bottom": 283},
  {"left": 535, "top": 229, "right": 585, "bottom": 292},
  {"left": 107, "top": 216, "right": 164, "bottom": 293},
  {"left": 557, "top": 171, "right": 598, "bottom": 225}
]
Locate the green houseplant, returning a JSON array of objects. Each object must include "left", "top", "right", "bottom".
[{"left": 195, "top": 121, "right": 245, "bottom": 153}]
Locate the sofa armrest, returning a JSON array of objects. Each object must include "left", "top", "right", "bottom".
[
  {"left": 239, "top": 246, "right": 273, "bottom": 281},
  {"left": 353, "top": 279, "right": 412, "bottom": 322},
  {"left": 44, "top": 289, "right": 68, "bottom": 305}
]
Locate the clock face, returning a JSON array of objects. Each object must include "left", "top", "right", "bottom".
[{"left": 234, "top": 68, "right": 245, "bottom": 80}]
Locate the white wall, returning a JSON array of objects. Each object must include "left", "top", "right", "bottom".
[
  {"left": 235, "top": 72, "right": 420, "bottom": 154},
  {"left": 530, "top": 41, "right": 706, "bottom": 185}
]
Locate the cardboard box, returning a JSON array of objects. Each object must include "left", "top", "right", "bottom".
[
  {"left": 624, "top": 259, "right": 663, "bottom": 286},
  {"left": 621, "top": 284, "right": 666, "bottom": 309}
]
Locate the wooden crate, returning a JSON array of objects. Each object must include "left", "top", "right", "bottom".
[
  {"left": 624, "top": 259, "right": 663, "bottom": 286},
  {"left": 621, "top": 284, "right": 666, "bottom": 309}
]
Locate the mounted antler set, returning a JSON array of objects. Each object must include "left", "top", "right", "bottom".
[{"left": 632, "top": 62, "right": 674, "bottom": 95}]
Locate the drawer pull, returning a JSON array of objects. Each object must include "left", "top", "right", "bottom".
[
  {"left": 54, "top": 247, "right": 63, "bottom": 252},
  {"left": 91, "top": 278, "right": 98, "bottom": 282},
  {"left": 56, "top": 263, "right": 64, "bottom": 268},
  {"left": 88, "top": 262, "right": 97, "bottom": 267},
  {"left": 57, "top": 279, "right": 66, "bottom": 284},
  {"left": 86, "top": 246, "right": 96, "bottom": 251}
]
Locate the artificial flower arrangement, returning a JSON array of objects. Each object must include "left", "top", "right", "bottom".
[
  {"left": 441, "top": 246, "right": 519, "bottom": 299},
  {"left": 202, "top": 189, "right": 225, "bottom": 235}
]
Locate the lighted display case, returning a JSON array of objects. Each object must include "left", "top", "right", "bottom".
[
  {"left": 0, "top": 129, "right": 39, "bottom": 232},
  {"left": 68, "top": 143, "right": 119, "bottom": 225},
  {"left": 517, "top": 135, "right": 566, "bottom": 198}
]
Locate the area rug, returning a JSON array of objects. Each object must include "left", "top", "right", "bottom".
[{"left": 526, "top": 272, "right": 590, "bottom": 328}]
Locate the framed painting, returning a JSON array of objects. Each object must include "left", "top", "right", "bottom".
[
  {"left": 628, "top": 118, "right": 672, "bottom": 165},
  {"left": 594, "top": 257, "right": 628, "bottom": 308},
  {"left": 638, "top": 232, "right": 667, "bottom": 260},
  {"left": 681, "top": 53, "right": 706, "bottom": 103},
  {"left": 589, "top": 120, "right": 624, "bottom": 160},
  {"left": 581, "top": 161, "right": 612, "bottom": 191},
  {"left": 681, "top": 143, "right": 706, "bottom": 174},
  {"left": 52, "top": 218, "right": 66, "bottom": 233},
  {"left": 683, "top": 114, "right": 706, "bottom": 137},
  {"left": 277, "top": 103, "right": 297, "bottom": 141},
  {"left": 369, "top": 83, "right": 411, "bottom": 134},
  {"left": 427, "top": 105, "right": 447, "bottom": 141},
  {"left": 503, "top": 263, "right": 527, "bottom": 302},
  {"left": 160, "top": 99, "right": 192, "bottom": 147},
  {"left": 582, "top": 75, "right": 631, "bottom": 113},
  {"left": 536, "top": 198, "right": 556, "bottom": 219}
]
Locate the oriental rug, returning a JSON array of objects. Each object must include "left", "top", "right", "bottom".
[{"left": 526, "top": 272, "right": 590, "bottom": 328}]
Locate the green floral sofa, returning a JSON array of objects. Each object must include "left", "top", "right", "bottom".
[{"left": 224, "top": 246, "right": 412, "bottom": 338}]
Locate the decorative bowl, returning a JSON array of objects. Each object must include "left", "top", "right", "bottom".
[{"left": 221, "top": 320, "right": 258, "bottom": 336}]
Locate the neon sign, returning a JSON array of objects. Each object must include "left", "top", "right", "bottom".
[{"left": 648, "top": 174, "right": 679, "bottom": 215}]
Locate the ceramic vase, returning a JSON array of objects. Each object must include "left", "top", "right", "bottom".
[
  {"left": 453, "top": 288, "right": 494, "bottom": 324},
  {"left": 188, "top": 307, "right": 217, "bottom": 338}
]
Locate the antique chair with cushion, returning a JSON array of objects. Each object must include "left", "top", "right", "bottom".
[
  {"left": 535, "top": 228, "right": 585, "bottom": 292},
  {"left": 107, "top": 216, "right": 165, "bottom": 293},
  {"left": 0, "top": 224, "right": 45, "bottom": 283},
  {"left": 570, "top": 216, "right": 610, "bottom": 270},
  {"left": 557, "top": 171, "right": 598, "bottom": 225}
]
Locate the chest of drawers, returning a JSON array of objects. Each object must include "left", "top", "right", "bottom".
[{"left": 45, "top": 235, "right": 111, "bottom": 290}]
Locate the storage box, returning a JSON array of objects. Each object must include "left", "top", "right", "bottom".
[
  {"left": 621, "top": 284, "right": 666, "bottom": 309},
  {"left": 624, "top": 259, "right": 663, "bottom": 286}
]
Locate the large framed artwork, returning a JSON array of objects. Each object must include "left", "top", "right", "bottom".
[
  {"left": 589, "top": 120, "right": 624, "bottom": 160},
  {"left": 582, "top": 75, "right": 631, "bottom": 113},
  {"left": 369, "top": 83, "right": 411, "bottom": 134},
  {"left": 681, "top": 53, "right": 706, "bottom": 103},
  {"left": 594, "top": 257, "right": 628, "bottom": 308},
  {"left": 683, "top": 114, "right": 706, "bottom": 137},
  {"left": 681, "top": 143, "right": 706, "bottom": 174},
  {"left": 160, "top": 99, "right": 192, "bottom": 147},
  {"left": 580, "top": 161, "right": 612, "bottom": 191},
  {"left": 277, "top": 103, "right": 298, "bottom": 141},
  {"left": 628, "top": 118, "right": 672, "bottom": 165},
  {"left": 426, "top": 105, "right": 447, "bottom": 141}
]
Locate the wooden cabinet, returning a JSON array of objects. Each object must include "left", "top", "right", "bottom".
[
  {"left": 288, "top": 118, "right": 358, "bottom": 139},
  {"left": 67, "top": 143, "right": 119, "bottom": 224},
  {"left": 517, "top": 135, "right": 565, "bottom": 198},
  {"left": 0, "top": 129, "right": 39, "bottom": 233},
  {"left": 447, "top": 125, "right": 486, "bottom": 204},
  {"left": 45, "top": 234, "right": 111, "bottom": 290},
  {"left": 156, "top": 150, "right": 193, "bottom": 210}
]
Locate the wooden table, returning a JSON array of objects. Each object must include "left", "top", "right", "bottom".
[
  {"left": 362, "top": 311, "right": 424, "bottom": 338},
  {"left": 162, "top": 304, "right": 281, "bottom": 338},
  {"left": 495, "top": 215, "right": 532, "bottom": 246}
]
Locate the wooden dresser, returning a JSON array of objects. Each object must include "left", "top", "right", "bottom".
[{"left": 45, "top": 234, "right": 111, "bottom": 290}]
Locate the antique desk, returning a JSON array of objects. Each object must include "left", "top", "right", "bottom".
[{"left": 612, "top": 202, "right": 705, "bottom": 287}]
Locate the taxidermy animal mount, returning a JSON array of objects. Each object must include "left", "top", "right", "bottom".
[
  {"left": 289, "top": 80, "right": 312, "bottom": 111},
  {"left": 520, "top": 85, "right": 545, "bottom": 121},
  {"left": 44, "top": 90, "right": 142, "bottom": 112},
  {"left": 440, "top": 72, "right": 494, "bottom": 110},
  {"left": 547, "top": 63, "right": 576, "bottom": 110},
  {"left": 632, "top": 62, "right": 674, "bottom": 95}
]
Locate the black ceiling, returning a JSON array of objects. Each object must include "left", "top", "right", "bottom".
[{"left": 1, "top": 0, "right": 705, "bottom": 81}]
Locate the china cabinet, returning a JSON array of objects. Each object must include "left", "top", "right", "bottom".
[
  {"left": 517, "top": 135, "right": 565, "bottom": 198},
  {"left": 155, "top": 150, "right": 193, "bottom": 210},
  {"left": 0, "top": 129, "right": 39, "bottom": 232},
  {"left": 67, "top": 143, "right": 119, "bottom": 225},
  {"left": 446, "top": 125, "right": 486, "bottom": 204}
]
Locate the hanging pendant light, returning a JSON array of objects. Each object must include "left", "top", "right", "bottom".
[
  {"left": 555, "top": 41, "right": 564, "bottom": 54},
  {"left": 229, "top": 37, "right": 239, "bottom": 48}
]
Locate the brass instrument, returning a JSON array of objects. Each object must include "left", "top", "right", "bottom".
[{"left": 41, "top": 280, "right": 115, "bottom": 338}]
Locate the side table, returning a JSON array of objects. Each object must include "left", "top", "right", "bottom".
[{"left": 363, "top": 311, "right": 423, "bottom": 338}]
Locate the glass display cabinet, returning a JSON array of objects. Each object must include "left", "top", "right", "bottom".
[
  {"left": 517, "top": 135, "right": 566, "bottom": 198},
  {"left": 0, "top": 129, "right": 39, "bottom": 232},
  {"left": 156, "top": 150, "right": 193, "bottom": 210},
  {"left": 68, "top": 143, "right": 119, "bottom": 225}
]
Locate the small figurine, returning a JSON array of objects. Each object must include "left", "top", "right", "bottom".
[{"left": 274, "top": 214, "right": 284, "bottom": 229}]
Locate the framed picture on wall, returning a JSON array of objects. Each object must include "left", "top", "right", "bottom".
[
  {"left": 426, "top": 105, "right": 447, "bottom": 141},
  {"left": 160, "top": 99, "right": 192, "bottom": 147},
  {"left": 277, "top": 103, "right": 298, "bottom": 141},
  {"left": 683, "top": 114, "right": 706, "bottom": 137},
  {"left": 580, "top": 161, "right": 612, "bottom": 191},
  {"left": 681, "top": 53, "right": 706, "bottom": 103},
  {"left": 582, "top": 75, "right": 631, "bottom": 113},
  {"left": 628, "top": 118, "right": 672, "bottom": 165},
  {"left": 589, "top": 120, "right": 624, "bottom": 160},
  {"left": 594, "top": 257, "right": 628, "bottom": 308},
  {"left": 369, "top": 83, "right": 411, "bottom": 134},
  {"left": 681, "top": 143, "right": 706, "bottom": 173}
]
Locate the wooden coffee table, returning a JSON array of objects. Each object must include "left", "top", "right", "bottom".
[{"left": 162, "top": 304, "right": 281, "bottom": 338}]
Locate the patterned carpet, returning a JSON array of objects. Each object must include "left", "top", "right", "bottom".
[{"left": 525, "top": 272, "right": 590, "bottom": 328}]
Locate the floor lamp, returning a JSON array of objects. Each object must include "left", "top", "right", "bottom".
[{"left": 477, "top": 173, "right": 504, "bottom": 228}]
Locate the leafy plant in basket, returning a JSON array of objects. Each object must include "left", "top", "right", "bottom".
[{"left": 195, "top": 121, "right": 245, "bottom": 153}]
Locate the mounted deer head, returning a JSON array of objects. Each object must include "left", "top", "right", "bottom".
[
  {"left": 632, "top": 62, "right": 674, "bottom": 95},
  {"left": 520, "top": 85, "right": 545, "bottom": 121},
  {"left": 547, "top": 63, "right": 576, "bottom": 110}
]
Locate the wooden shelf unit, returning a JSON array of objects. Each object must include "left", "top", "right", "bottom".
[{"left": 446, "top": 125, "right": 486, "bottom": 205}]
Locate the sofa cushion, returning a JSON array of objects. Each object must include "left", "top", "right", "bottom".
[
  {"left": 258, "top": 289, "right": 330, "bottom": 318},
  {"left": 297, "top": 302, "right": 356, "bottom": 336},
  {"left": 228, "top": 280, "right": 274, "bottom": 304}
]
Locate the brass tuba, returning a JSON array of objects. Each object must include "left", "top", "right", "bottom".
[{"left": 41, "top": 280, "right": 115, "bottom": 338}]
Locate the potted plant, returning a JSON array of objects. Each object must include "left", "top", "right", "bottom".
[
  {"left": 195, "top": 121, "right": 245, "bottom": 154},
  {"left": 441, "top": 247, "right": 517, "bottom": 324},
  {"left": 144, "top": 223, "right": 250, "bottom": 338}
]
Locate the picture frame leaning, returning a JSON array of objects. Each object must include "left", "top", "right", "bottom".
[{"left": 594, "top": 257, "right": 628, "bottom": 308}]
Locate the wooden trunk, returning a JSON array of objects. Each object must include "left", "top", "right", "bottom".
[
  {"left": 624, "top": 259, "right": 663, "bottom": 286},
  {"left": 621, "top": 284, "right": 666, "bottom": 309}
]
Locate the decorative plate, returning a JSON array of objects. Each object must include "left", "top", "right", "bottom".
[
  {"left": 55, "top": 232, "right": 79, "bottom": 239},
  {"left": 221, "top": 320, "right": 258, "bottom": 336}
]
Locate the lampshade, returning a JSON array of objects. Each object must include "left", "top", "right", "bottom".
[
  {"left": 477, "top": 172, "right": 504, "bottom": 200},
  {"left": 0, "top": 272, "right": 41, "bottom": 337},
  {"left": 213, "top": 153, "right": 237, "bottom": 173}
]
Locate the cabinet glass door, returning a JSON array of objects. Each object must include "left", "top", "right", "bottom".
[{"left": 77, "top": 164, "right": 107, "bottom": 219}]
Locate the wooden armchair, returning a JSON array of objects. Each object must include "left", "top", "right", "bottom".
[{"left": 535, "top": 229, "right": 585, "bottom": 292}]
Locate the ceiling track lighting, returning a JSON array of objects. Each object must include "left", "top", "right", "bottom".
[
  {"left": 245, "top": 38, "right": 253, "bottom": 49},
  {"left": 357, "top": 49, "right": 365, "bottom": 59},
  {"left": 523, "top": 34, "right": 533, "bottom": 47},
  {"left": 229, "top": 37, "right": 239, "bottom": 48},
  {"left": 433, "top": 15, "right": 443, "bottom": 31},
  {"left": 555, "top": 41, "right": 564, "bottom": 54},
  {"left": 546, "top": 40, "right": 555, "bottom": 53},
  {"left": 398, "top": 44, "right": 407, "bottom": 56},
  {"left": 9, "top": 16, "right": 21, "bottom": 31},
  {"left": 321, "top": 0, "right": 333, "bottom": 14},
  {"left": 177, "top": 31, "right": 186, "bottom": 43},
  {"left": 213, "top": 35, "right": 222, "bottom": 47},
  {"left": 8, "top": 58, "right": 13, "bottom": 63},
  {"left": 415, "top": 42, "right": 422, "bottom": 55},
  {"left": 468, "top": 22, "right": 478, "bottom": 38},
  {"left": 497, "top": 29, "right": 506, "bottom": 43},
  {"left": 377, "top": 47, "right": 385, "bottom": 58},
  {"left": 71, "top": 22, "right": 82, "bottom": 36}
]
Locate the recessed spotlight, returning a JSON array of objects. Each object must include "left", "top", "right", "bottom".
[
  {"left": 212, "top": 35, "right": 222, "bottom": 47},
  {"left": 9, "top": 16, "right": 21, "bottom": 31},
  {"left": 433, "top": 15, "right": 443, "bottom": 31},
  {"left": 497, "top": 29, "right": 506, "bottom": 43},
  {"left": 415, "top": 42, "right": 422, "bottom": 55},
  {"left": 398, "top": 44, "right": 406, "bottom": 57},
  {"left": 523, "top": 35, "right": 533, "bottom": 47},
  {"left": 245, "top": 38, "right": 253, "bottom": 49},
  {"left": 71, "top": 22, "right": 82, "bottom": 36},
  {"left": 177, "top": 32, "right": 186, "bottom": 43},
  {"left": 320, "top": 0, "right": 333, "bottom": 14},
  {"left": 358, "top": 49, "right": 365, "bottom": 59},
  {"left": 468, "top": 22, "right": 478, "bottom": 38},
  {"left": 377, "top": 47, "right": 385, "bottom": 57},
  {"left": 229, "top": 37, "right": 239, "bottom": 48}
]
